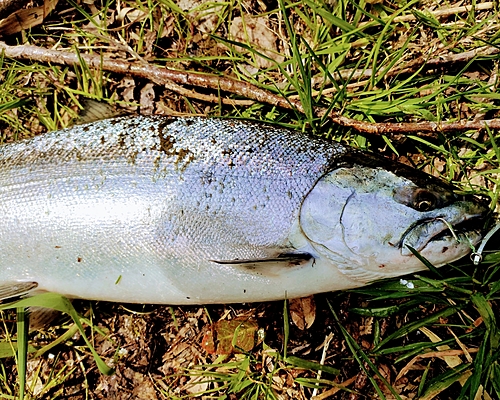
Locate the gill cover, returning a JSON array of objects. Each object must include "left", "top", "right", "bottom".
[{"left": 300, "top": 165, "right": 485, "bottom": 283}]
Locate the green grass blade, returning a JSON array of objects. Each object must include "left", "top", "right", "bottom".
[
  {"left": 1, "top": 294, "right": 113, "bottom": 376},
  {"left": 15, "top": 308, "right": 28, "bottom": 400}
]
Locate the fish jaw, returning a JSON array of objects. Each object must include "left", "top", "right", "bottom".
[{"left": 400, "top": 201, "right": 486, "bottom": 257}]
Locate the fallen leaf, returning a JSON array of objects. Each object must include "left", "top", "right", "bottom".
[
  {"left": 0, "top": 0, "right": 58, "bottom": 36},
  {"left": 290, "top": 296, "right": 316, "bottom": 330},
  {"left": 229, "top": 15, "right": 284, "bottom": 69},
  {"left": 201, "top": 318, "right": 259, "bottom": 355}
]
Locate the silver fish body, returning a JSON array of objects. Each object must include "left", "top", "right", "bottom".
[{"left": 0, "top": 116, "right": 487, "bottom": 304}]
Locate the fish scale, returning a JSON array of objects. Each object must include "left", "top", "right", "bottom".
[{"left": 0, "top": 116, "right": 487, "bottom": 304}]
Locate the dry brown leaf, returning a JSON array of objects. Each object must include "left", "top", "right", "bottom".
[
  {"left": 289, "top": 296, "right": 316, "bottom": 330},
  {"left": 229, "top": 15, "right": 284, "bottom": 69},
  {"left": 0, "top": 0, "right": 58, "bottom": 36},
  {"left": 201, "top": 318, "right": 260, "bottom": 355},
  {"left": 140, "top": 83, "right": 156, "bottom": 115},
  {"left": 0, "top": 0, "right": 30, "bottom": 20},
  {"left": 116, "top": 7, "right": 147, "bottom": 23},
  {"left": 359, "top": 317, "right": 373, "bottom": 336}
]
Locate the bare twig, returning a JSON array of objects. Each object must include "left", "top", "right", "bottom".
[
  {"left": 322, "top": 118, "right": 500, "bottom": 135},
  {"left": 359, "top": 1, "right": 495, "bottom": 26},
  {"left": 311, "top": 332, "right": 334, "bottom": 398},
  {"left": 162, "top": 80, "right": 255, "bottom": 106},
  {"left": 1, "top": 41, "right": 308, "bottom": 109},
  {"left": 0, "top": 0, "right": 58, "bottom": 36},
  {"left": 292, "top": 44, "right": 500, "bottom": 96},
  {"left": 392, "top": 1, "right": 495, "bottom": 23},
  {"left": 0, "top": 42, "right": 303, "bottom": 108},
  {"left": 1, "top": 41, "right": 499, "bottom": 137}
]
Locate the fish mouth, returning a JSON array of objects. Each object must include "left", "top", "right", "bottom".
[{"left": 400, "top": 214, "right": 485, "bottom": 256}]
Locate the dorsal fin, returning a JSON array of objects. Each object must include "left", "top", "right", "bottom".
[{"left": 75, "top": 99, "right": 123, "bottom": 125}]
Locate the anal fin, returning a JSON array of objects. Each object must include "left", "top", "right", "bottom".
[
  {"left": 28, "top": 307, "right": 62, "bottom": 331},
  {"left": 0, "top": 282, "right": 38, "bottom": 302}
]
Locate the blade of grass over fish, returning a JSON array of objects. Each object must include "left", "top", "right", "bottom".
[
  {"left": 0, "top": 293, "right": 113, "bottom": 375},
  {"left": 15, "top": 308, "right": 27, "bottom": 400},
  {"left": 405, "top": 245, "right": 443, "bottom": 277}
]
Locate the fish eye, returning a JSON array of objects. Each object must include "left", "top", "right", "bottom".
[{"left": 414, "top": 190, "right": 438, "bottom": 212}]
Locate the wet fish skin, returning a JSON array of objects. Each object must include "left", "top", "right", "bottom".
[{"left": 0, "top": 116, "right": 487, "bottom": 304}]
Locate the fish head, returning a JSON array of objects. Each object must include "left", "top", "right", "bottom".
[{"left": 300, "top": 159, "right": 489, "bottom": 284}]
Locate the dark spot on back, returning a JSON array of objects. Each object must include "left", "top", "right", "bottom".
[
  {"left": 159, "top": 135, "right": 175, "bottom": 153},
  {"left": 117, "top": 133, "right": 126, "bottom": 147}
]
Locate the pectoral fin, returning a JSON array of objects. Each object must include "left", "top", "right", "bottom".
[
  {"left": 211, "top": 253, "right": 313, "bottom": 276},
  {"left": 0, "top": 282, "right": 38, "bottom": 301}
]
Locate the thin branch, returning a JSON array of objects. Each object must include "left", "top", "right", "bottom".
[
  {"left": 392, "top": 1, "right": 495, "bottom": 23},
  {"left": 162, "top": 80, "right": 255, "bottom": 106},
  {"left": 1, "top": 41, "right": 499, "bottom": 137},
  {"left": 324, "top": 117, "right": 500, "bottom": 136},
  {"left": 359, "top": 1, "right": 495, "bottom": 26},
  {"left": 294, "top": 44, "right": 500, "bottom": 94},
  {"left": 0, "top": 42, "right": 303, "bottom": 108}
]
